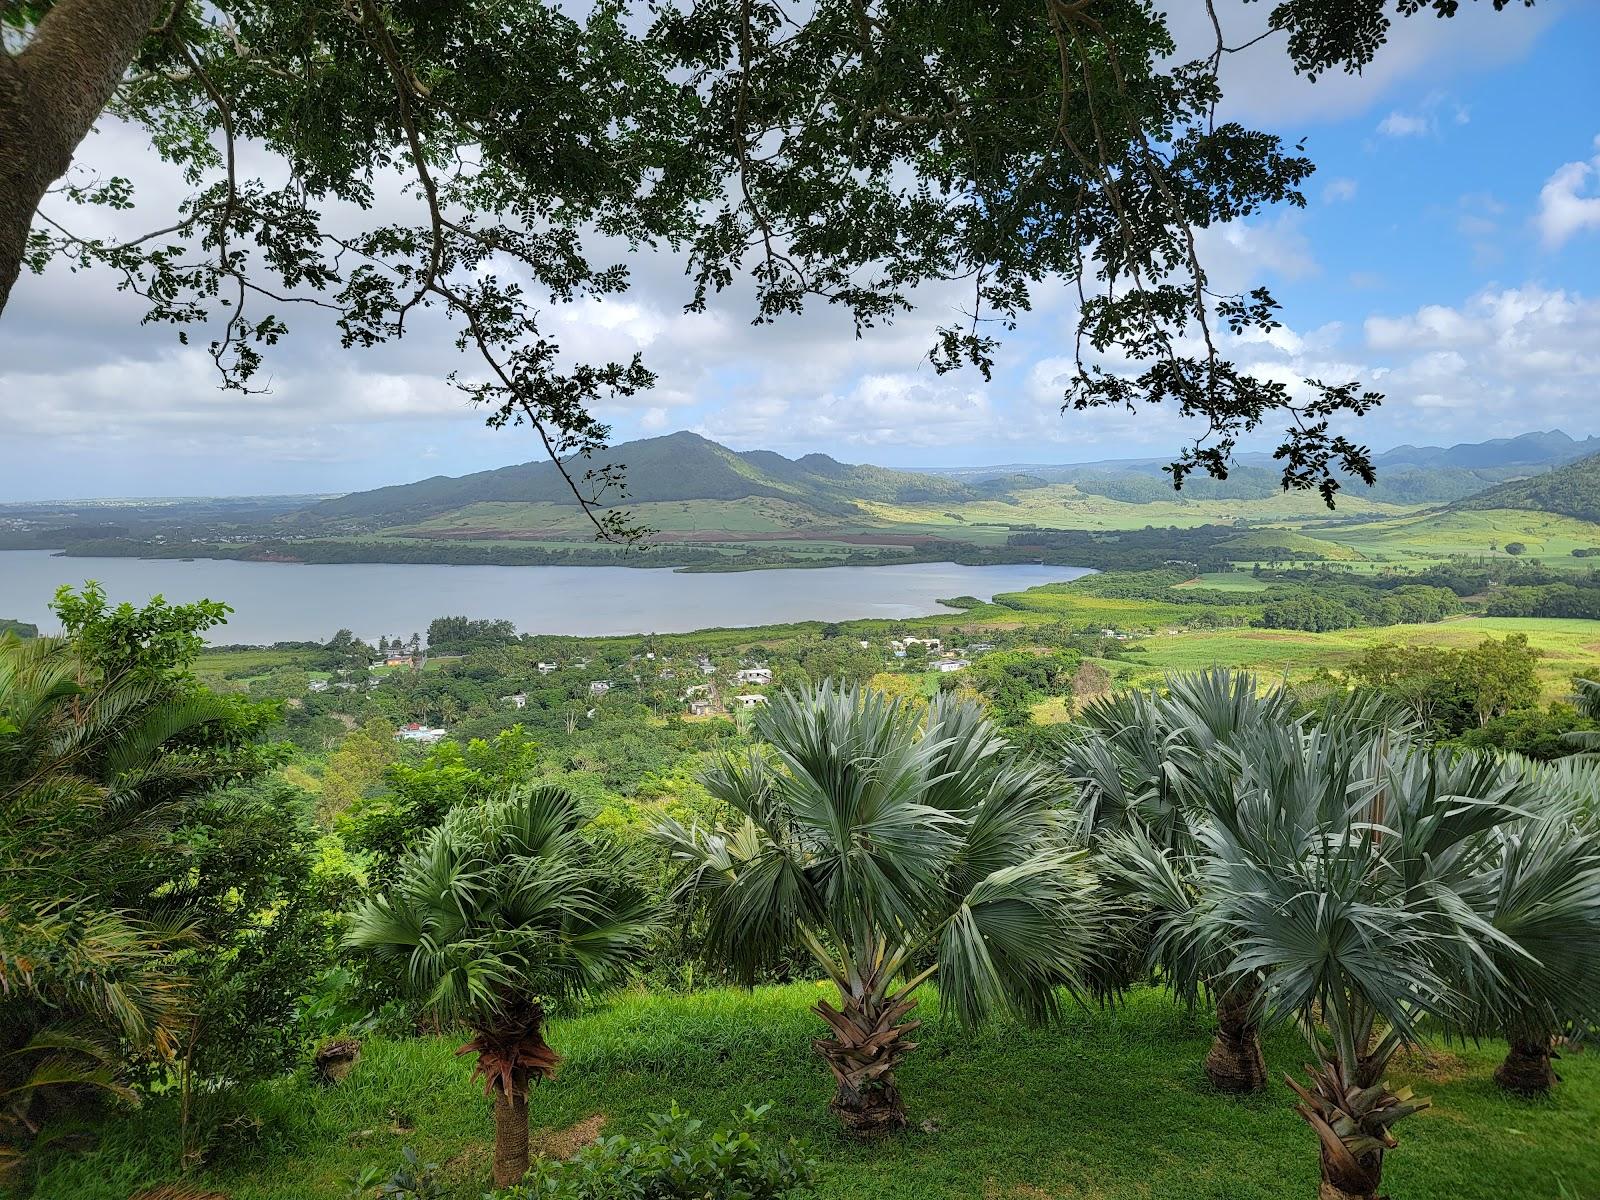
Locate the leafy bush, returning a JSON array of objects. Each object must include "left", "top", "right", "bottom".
[{"left": 493, "top": 1104, "right": 814, "bottom": 1200}]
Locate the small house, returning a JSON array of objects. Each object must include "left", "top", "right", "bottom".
[
  {"left": 688, "top": 699, "right": 716, "bottom": 717},
  {"left": 735, "top": 667, "right": 772, "bottom": 686},
  {"left": 734, "top": 694, "right": 768, "bottom": 709},
  {"left": 934, "top": 659, "right": 971, "bottom": 674},
  {"left": 536, "top": 661, "right": 557, "bottom": 675},
  {"left": 589, "top": 680, "right": 611, "bottom": 696},
  {"left": 395, "top": 724, "right": 447, "bottom": 744}
]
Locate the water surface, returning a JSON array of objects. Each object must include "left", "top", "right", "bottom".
[{"left": 0, "top": 551, "right": 1091, "bottom": 643}]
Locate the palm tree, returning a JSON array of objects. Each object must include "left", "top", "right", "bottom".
[
  {"left": 1058, "top": 670, "right": 1310, "bottom": 1093},
  {"left": 1, "top": 633, "right": 238, "bottom": 1156},
  {"left": 1124, "top": 725, "right": 1536, "bottom": 1200},
  {"left": 1453, "top": 756, "right": 1600, "bottom": 1094},
  {"left": 1562, "top": 678, "right": 1600, "bottom": 756},
  {"left": 345, "top": 785, "right": 655, "bottom": 1187},
  {"left": 658, "top": 684, "right": 1103, "bottom": 1133}
]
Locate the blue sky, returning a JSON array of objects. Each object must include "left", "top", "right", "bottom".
[{"left": 3, "top": 1, "right": 1598, "bottom": 498}]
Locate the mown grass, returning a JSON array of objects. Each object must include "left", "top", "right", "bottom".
[{"left": 23, "top": 986, "right": 1600, "bottom": 1200}]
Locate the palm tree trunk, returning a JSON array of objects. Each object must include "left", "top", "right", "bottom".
[
  {"left": 812, "top": 989, "right": 920, "bottom": 1135},
  {"left": 1495, "top": 1035, "right": 1559, "bottom": 1096},
  {"left": 491, "top": 1074, "right": 531, "bottom": 1188},
  {"left": 1204, "top": 982, "right": 1268, "bottom": 1093},
  {"left": 1316, "top": 1146, "right": 1385, "bottom": 1200}
]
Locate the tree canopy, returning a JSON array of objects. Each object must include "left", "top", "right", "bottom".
[{"left": 2, "top": 1, "right": 1534, "bottom": 532}]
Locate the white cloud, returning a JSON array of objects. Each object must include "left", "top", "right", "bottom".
[
  {"left": 1536, "top": 136, "right": 1600, "bottom": 248},
  {"left": 1378, "top": 111, "right": 1432, "bottom": 138},
  {"left": 1360, "top": 287, "right": 1600, "bottom": 435},
  {"left": 1322, "top": 177, "right": 1359, "bottom": 204}
]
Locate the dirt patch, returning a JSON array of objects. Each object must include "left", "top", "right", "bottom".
[
  {"left": 441, "top": 1140, "right": 491, "bottom": 1184},
  {"left": 1392, "top": 1045, "right": 1471, "bottom": 1084},
  {"left": 533, "top": 1113, "right": 608, "bottom": 1160},
  {"left": 130, "top": 1188, "right": 231, "bottom": 1200}
]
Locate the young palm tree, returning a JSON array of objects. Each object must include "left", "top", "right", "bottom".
[
  {"left": 1059, "top": 670, "right": 1319, "bottom": 1093},
  {"left": 1451, "top": 759, "right": 1600, "bottom": 1094},
  {"left": 1172, "top": 738, "right": 1530, "bottom": 1200},
  {"left": 659, "top": 683, "right": 1103, "bottom": 1133},
  {"left": 345, "top": 785, "right": 655, "bottom": 1187}
]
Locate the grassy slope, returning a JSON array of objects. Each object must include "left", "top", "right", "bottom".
[
  {"left": 29, "top": 986, "right": 1600, "bottom": 1200},
  {"left": 1312, "top": 510, "right": 1600, "bottom": 569},
  {"left": 862, "top": 484, "right": 1417, "bottom": 534}
]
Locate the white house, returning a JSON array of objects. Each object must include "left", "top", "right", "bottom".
[
  {"left": 504, "top": 692, "right": 527, "bottom": 710},
  {"left": 307, "top": 679, "right": 329, "bottom": 693},
  {"left": 934, "top": 659, "right": 971, "bottom": 674},
  {"left": 735, "top": 667, "right": 772, "bottom": 685},
  {"left": 536, "top": 661, "right": 557, "bottom": 674},
  {"left": 589, "top": 680, "right": 611, "bottom": 696},
  {"left": 688, "top": 698, "right": 717, "bottom": 716},
  {"left": 395, "top": 724, "right": 447, "bottom": 744},
  {"left": 734, "top": 694, "right": 768, "bottom": 708}
]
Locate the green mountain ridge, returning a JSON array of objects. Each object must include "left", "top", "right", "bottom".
[
  {"left": 302, "top": 431, "right": 984, "bottom": 526},
  {"left": 1452, "top": 451, "right": 1600, "bottom": 524}
]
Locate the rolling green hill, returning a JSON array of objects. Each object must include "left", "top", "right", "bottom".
[
  {"left": 1453, "top": 452, "right": 1600, "bottom": 523},
  {"left": 304, "top": 431, "right": 983, "bottom": 525}
]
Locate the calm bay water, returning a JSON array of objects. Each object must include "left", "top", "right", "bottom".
[{"left": 0, "top": 551, "right": 1090, "bottom": 643}]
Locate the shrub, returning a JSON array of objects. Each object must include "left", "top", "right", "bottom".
[{"left": 493, "top": 1103, "right": 814, "bottom": 1200}]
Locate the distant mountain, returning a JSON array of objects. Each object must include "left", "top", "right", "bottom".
[
  {"left": 917, "top": 429, "right": 1600, "bottom": 507},
  {"left": 1453, "top": 452, "right": 1600, "bottom": 524},
  {"left": 1376, "top": 430, "right": 1600, "bottom": 471},
  {"left": 304, "top": 431, "right": 985, "bottom": 525}
]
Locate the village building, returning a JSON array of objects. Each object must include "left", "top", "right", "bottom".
[
  {"left": 734, "top": 694, "right": 768, "bottom": 708},
  {"left": 935, "top": 659, "right": 971, "bottom": 674},
  {"left": 589, "top": 680, "right": 611, "bottom": 696},
  {"left": 735, "top": 666, "right": 772, "bottom": 685},
  {"left": 395, "top": 723, "right": 447, "bottom": 744}
]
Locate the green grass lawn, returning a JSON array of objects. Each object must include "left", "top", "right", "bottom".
[{"left": 27, "top": 986, "right": 1599, "bottom": 1200}]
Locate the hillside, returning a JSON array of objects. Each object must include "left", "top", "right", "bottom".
[
  {"left": 1453, "top": 451, "right": 1600, "bottom": 524},
  {"left": 303, "top": 431, "right": 982, "bottom": 525}
]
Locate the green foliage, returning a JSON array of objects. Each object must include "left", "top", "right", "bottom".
[
  {"left": 50, "top": 581, "right": 231, "bottom": 680},
  {"left": 966, "top": 649, "right": 1079, "bottom": 727},
  {"left": 346, "top": 785, "right": 657, "bottom": 1027},
  {"left": 341, "top": 727, "right": 542, "bottom": 883},
  {"left": 497, "top": 1103, "right": 814, "bottom": 1200},
  {"left": 1344, "top": 634, "right": 1544, "bottom": 733},
  {"left": 0, "top": 629, "right": 277, "bottom": 1156},
  {"left": 426, "top": 617, "right": 521, "bottom": 655}
]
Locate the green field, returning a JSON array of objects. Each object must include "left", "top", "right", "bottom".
[
  {"left": 1311, "top": 509, "right": 1600, "bottom": 569},
  {"left": 1111, "top": 616, "right": 1600, "bottom": 701},
  {"left": 28, "top": 985, "right": 1599, "bottom": 1200}
]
